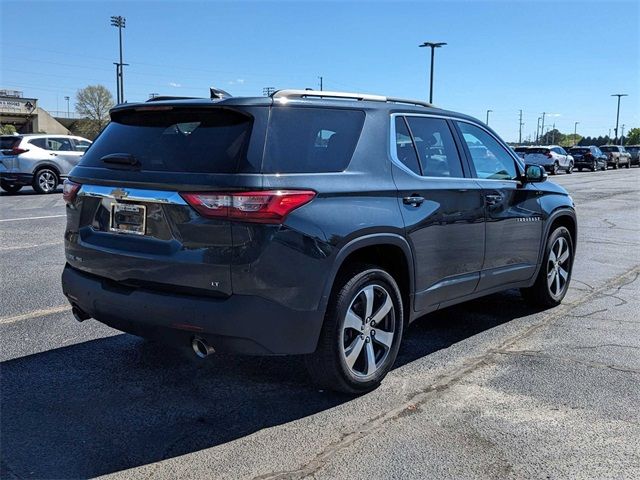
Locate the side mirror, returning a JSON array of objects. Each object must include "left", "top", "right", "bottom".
[{"left": 524, "top": 164, "right": 547, "bottom": 183}]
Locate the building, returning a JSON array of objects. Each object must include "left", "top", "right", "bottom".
[{"left": 0, "top": 89, "right": 71, "bottom": 135}]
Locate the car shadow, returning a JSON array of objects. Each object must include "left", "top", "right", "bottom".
[
  {"left": 0, "top": 187, "right": 61, "bottom": 196},
  {"left": 0, "top": 290, "right": 540, "bottom": 478}
]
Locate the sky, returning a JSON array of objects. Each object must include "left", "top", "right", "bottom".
[{"left": 1, "top": 0, "right": 638, "bottom": 142}]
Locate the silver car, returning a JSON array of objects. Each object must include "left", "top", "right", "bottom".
[
  {"left": 0, "top": 134, "right": 92, "bottom": 194},
  {"left": 523, "top": 145, "right": 574, "bottom": 175}
]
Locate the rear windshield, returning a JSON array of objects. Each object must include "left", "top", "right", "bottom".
[
  {"left": 627, "top": 146, "right": 639, "bottom": 152},
  {"left": 79, "top": 108, "right": 255, "bottom": 173},
  {"left": 599, "top": 146, "right": 616, "bottom": 152},
  {"left": 569, "top": 148, "right": 590, "bottom": 154},
  {"left": 263, "top": 107, "right": 365, "bottom": 173},
  {"left": 1, "top": 136, "right": 21, "bottom": 150},
  {"left": 514, "top": 147, "right": 529, "bottom": 152},
  {"left": 526, "top": 148, "right": 549, "bottom": 154}
]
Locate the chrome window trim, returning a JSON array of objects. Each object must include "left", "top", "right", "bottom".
[{"left": 78, "top": 184, "right": 188, "bottom": 205}]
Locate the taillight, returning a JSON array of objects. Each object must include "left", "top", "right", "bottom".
[
  {"left": 11, "top": 147, "right": 29, "bottom": 155},
  {"left": 181, "top": 190, "right": 316, "bottom": 224},
  {"left": 62, "top": 180, "right": 81, "bottom": 204}
]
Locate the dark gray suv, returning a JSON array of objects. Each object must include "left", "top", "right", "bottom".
[{"left": 61, "top": 90, "right": 577, "bottom": 393}]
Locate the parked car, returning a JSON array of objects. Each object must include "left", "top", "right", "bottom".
[
  {"left": 568, "top": 146, "right": 607, "bottom": 172},
  {"left": 625, "top": 145, "right": 640, "bottom": 167},
  {"left": 513, "top": 146, "right": 529, "bottom": 159},
  {"left": 0, "top": 134, "right": 92, "bottom": 193},
  {"left": 523, "top": 145, "right": 574, "bottom": 174},
  {"left": 61, "top": 89, "right": 577, "bottom": 393},
  {"left": 599, "top": 145, "right": 631, "bottom": 169}
]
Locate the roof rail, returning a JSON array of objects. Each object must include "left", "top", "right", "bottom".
[{"left": 271, "top": 89, "right": 433, "bottom": 108}]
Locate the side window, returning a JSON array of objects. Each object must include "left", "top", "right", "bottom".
[
  {"left": 263, "top": 107, "right": 365, "bottom": 173},
  {"left": 394, "top": 116, "right": 421, "bottom": 175},
  {"left": 28, "top": 138, "right": 48, "bottom": 149},
  {"left": 558, "top": 147, "right": 567, "bottom": 155},
  {"left": 74, "top": 139, "right": 92, "bottom": 152},
  {"left": 45, "top": 137, "right": 73, "bottom": 151},
  {"left": 456, "top": 122, "right": 517, "bottom": 180},
  {"left": 405, "top": 117, "right": 464, "bottom": 178}
]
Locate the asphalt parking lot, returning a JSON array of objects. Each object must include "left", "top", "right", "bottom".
[{"left": 1, "top": 169, "right": 639, "bottom": 479}]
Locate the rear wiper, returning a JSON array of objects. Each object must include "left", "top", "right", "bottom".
[{"left": 100, "top": 153, "right": 140, "bottom": 169}]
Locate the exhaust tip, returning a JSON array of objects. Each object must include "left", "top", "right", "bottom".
[
  {"left": 71, "top": 305, "right": 91, "bottom": 322},
  {"left": 192, "top": 336, "right": 215, "bottom": 358}
]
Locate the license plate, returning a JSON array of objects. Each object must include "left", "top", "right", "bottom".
[{"left": 110, "top": 203, "right": 146, "bottom": 235}]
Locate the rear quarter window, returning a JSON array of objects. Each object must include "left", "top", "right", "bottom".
[
  {"left": 79, "top": 108, "right": 256, "bottom": 173},
  {"left": 262, "top": 107, "right": 365, "bottom": 173}
]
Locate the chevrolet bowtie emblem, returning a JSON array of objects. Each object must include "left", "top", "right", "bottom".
[{"left": 111, "top": 188, "right": 129, "bottom": 199}]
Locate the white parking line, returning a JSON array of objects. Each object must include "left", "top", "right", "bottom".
[
  {"left": 0, "top": 214, "right": 66, "bottom": 222},
  {"left": 0, "top": 305, "right": 71, "bottom": 325},
  {"left": 0, "top": 241, "right": 63, "bottom": 252}
]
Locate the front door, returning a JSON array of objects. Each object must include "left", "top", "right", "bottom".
[
  {"left": 391, "top": 115, "right": 485, "bottom": 312},
  {"left": 454, "top": 121, "right": 543, "bottom": 292}
]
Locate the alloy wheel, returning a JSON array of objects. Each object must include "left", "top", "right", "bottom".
[
  {"left": 547, "top": 236, "right": 571, "bottom": 298},
  {"left": 341, "top": 284, "right": 395, "bottom": 377},
  {"left": 38, "top": 170, "right": 57, "bottom": 193}
]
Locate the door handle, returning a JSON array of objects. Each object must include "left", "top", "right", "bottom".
[
  {"left": 485, "top": 194, "right": 503, "bottom": 205},
  {"left": 403, "top": 195, "right": 425, "bottom": 207}
]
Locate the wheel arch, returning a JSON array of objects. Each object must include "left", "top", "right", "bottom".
[{"left": 319, "top": 234, "right": 415, "bottom": 324}]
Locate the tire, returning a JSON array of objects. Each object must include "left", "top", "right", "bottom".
[
  {"left": 305, "top": 265, "right": 404, "bottom": 394},
  {"left": 625, "top": 160, "right": 630, "bottom": 169},
  {"left": 578, "top": 168, "right": 583, "bottom": 172},
  {"left": 0, "top": 181, "right": 22, "bottom": 194},
  {"left": 613, "top": 160, "right": 619, "bottom": 169},
  {"left": 521, "top": 226, "right": 574, "bottom": 308},
  {"left": 566, "top": 161, "right": 573, "bottom": 174},
  {"left": 32, "top": 168, "right": 59, "bottom": 194},
  {"left": 550, "top": 162, "right": 559, "bottom": 175},
  {"left": 591, "top": 161, "right": 597, "bottom": 172}
]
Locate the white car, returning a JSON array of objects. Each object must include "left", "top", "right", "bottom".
[
  {"left": 0, "top": 134, "right": 92, "bottom": 193},
  {"left": 523, "top": 145, "right": 574, "bottom": 175}
]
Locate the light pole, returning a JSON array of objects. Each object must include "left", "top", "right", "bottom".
[
  {"left": 621, "top": 124, "right": 626, "bottom": 144},
  {"left": 485, "top": 109, "right": 492, "bottom": 125},
  {"left": 318, "top": 76, "right": 323, "bottom": 91},
  {"left": 574, "top": 121, "right": 579, "bottom": 146},
  {"left": 419, "top": 41, "right": 446, "bottom": 104},
  {"left": 518, "top": 110, "right": 524, "bottom": 144},
  {"left": 64, "top": 96, "right": 70, "bottom": 118},
  {"left": 536, "top": 117, "right": 541, "bottom": 143},
  {"left": 540, "top": 112, "right": 547, "bottom": 143},
  {"left": 611, "top": 94, "right": 627, "bottom": 143},
  {"left": 110, "top": 15, "right": 126, "bottom": 103}
]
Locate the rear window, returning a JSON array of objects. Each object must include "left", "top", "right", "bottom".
[
  {"left": 514, "top": 147, "right": 529, "bottom": 152},
  {"left": 1, "top": 136, "right": 21, "bottom": 150},
  {"left": 79, "top": 108, "right": 255, "bottom": 173},
  {"left": 627, "top": 147, "right": 639, "bottom": 152},
  {"left": 262, "top": 107, "right": 365, "bottom": 173},
  {"left": 569, "top": 148, "right": 590, "bottom": 154},
  {"left": 526, "top": 148, "right": 550, "bottom": 154}
]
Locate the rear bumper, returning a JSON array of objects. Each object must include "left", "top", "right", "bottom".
[
  {"left": 61, "top": 264, "right": 324, "bottom": 355},
  {"left": 0, "top": 172, "right": 33, "bottom": 186}
]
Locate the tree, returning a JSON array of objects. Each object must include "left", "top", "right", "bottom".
[
  {"left": 625, "top": 128, "right": 640, "bottom": 145},
  {"left": 75, "top": 85, "right": 114, "bottom": 139},
  {"left": 0, "top": 124, "right": 17, "bottom": 135}
]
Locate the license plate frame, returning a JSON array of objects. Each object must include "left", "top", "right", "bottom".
[{"left": 109, "top": 202, "right": 147, "bottom": 235}]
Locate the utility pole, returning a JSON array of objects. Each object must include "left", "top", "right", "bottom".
[
  {"left": 419, "top": 41, "right": 446, "bottom": 104},
  {"left": 536, "top": 117, "right": 541, "bottom": 143},
  {"left": 149, "top": 93, "right": 159, "bottom": 99},
  {"left": 551, "top": 123, "right": 556, "bottom": 144},
  {"left": 518, "top": 110, "right": 524, "bottom": 144},
  {"left": 540, "top": 112, "right": 547, "bottom": 143},
  {"left": 64, "top": 96, "right": 70, "bottom": 118},
  {"left": 318, "top": 76, "right": 323, "bottom": 91},
  {"left": 621, "top": 124, "right": 626, "bottom": 144},
  {"left": 262, "top": 87, "right": 276, "bottom": 96},
  {"left": 574, "top": 121, "right": 579, "bottom": 146},
  {"left": 111, "top": 15, "right": 127, "bottom": 103},
  {"left": 485, "top": 109, "right": 492, "bottom": 126},
  {"left": 611, "top": 93, "right": 628, "bottom": 143}
]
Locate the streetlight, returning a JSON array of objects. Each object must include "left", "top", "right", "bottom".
[
  {"left": 540, "top": 112, "right": 547, "bottom": 143},
  {"left": 611, "top": 94, "right": 628, "bottom": 143},
  {"left": 485, "top": 109, "right": 492, "bottom": 125},
  {"left": 574, "top": 121, "right": 579, "bottom": 146},
  {"left": 419, "top": 41, "right": 446, "bottom": 104},
  {"left": 621, "top": 124, "right": 626, "bottom": 144},
  {"left": 64, "top": 96, "right": 70, "bottom": 118},
  {"left": 110, "top": 15, "right": 126, "bottom": 103}
]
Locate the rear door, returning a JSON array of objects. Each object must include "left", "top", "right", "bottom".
[
  {"left": 454, "top": 120, "right": 543, "bottom": 292},
  {"left": 391, "top": 114, "right": 485, "bottom": 312},
  {"left": 66, "top": 106, "right": 265, "bottom": 297}
]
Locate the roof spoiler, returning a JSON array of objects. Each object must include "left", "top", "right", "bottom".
[{"left": 210, "top": 87, "right": 232, "bottom": 99}]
